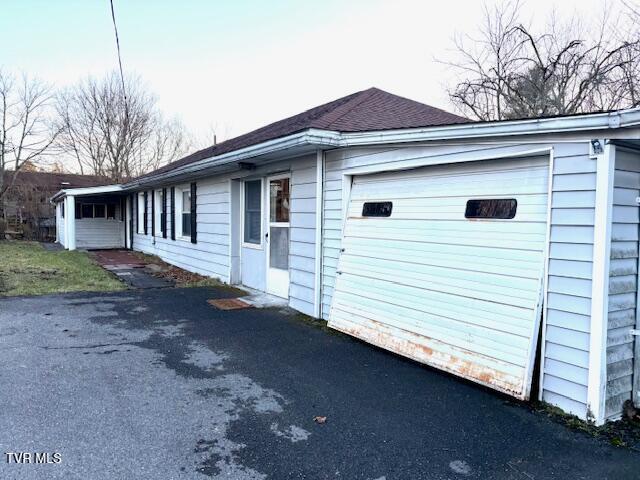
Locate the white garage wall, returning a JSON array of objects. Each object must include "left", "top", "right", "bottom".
[
  {"left": 605, "top": 147, "right": 640, "bottom": 420},
  {"left": 321, "top": 140, "right": 596, "bottom": 418},
  {"left": 131, "top": 154, "right": 318, "bottom": 316}
]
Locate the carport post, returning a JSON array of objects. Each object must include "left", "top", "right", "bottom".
[{"left": 65, "top": 195, "right": 76, "bottom": 251}]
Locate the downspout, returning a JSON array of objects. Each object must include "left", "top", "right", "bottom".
[{"left": 314, "top": 149, "right": 324, "bottom": 319}]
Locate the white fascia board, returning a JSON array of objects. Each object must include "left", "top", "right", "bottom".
[
  {"left": 339, "top": 109, "right": 640, "bottom": 147},
  {"left": 51, "top": 184, "right": 124, "bottom": 202},
  {"left": 126, "top": 129, "right": 341, "bottom": 188}
]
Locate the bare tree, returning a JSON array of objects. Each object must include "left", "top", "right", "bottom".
[
  {"left": 55, "top": 72, "right": 192, "bottom": 181},
  {"left": 0, "top": 69, "right": 58, "bottom": 236},
  {"left": 442, "top": 0, "right": 640, "bottom": 120}
]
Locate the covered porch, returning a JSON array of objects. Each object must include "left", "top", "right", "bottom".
[{"left": 52, "top": 185, "right": 131, "bottom": 251}]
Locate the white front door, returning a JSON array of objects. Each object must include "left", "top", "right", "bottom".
[{"left": 265, "top": 175, "right": 290, "bottom": 298}]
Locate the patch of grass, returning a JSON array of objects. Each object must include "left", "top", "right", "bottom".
[{"left": 0, "top": 241, "right": 126, "bottom": 297}]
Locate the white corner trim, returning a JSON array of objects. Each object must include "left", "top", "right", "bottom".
[
  {"left": 587, "top": 141, "right": 615, "bottom": 425},
  {"left": 314, "top": 149, "right": 324, "bottom": 319}
]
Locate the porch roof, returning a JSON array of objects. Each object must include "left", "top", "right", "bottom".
[{"left": 50, "top": 184, "right": 124, "bottom": 203}]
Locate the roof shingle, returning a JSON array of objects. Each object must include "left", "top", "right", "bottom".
[{"left": 142, "top": 87, "right": 468, "bottom": 178}]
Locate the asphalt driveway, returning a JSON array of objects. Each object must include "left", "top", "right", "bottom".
[{"left": 0, "top": 287, "right": 638, "bottom": 479}]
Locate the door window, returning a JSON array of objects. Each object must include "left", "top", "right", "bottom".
[
  {"left": 268, "top": 177, "right": 290, "bottom": 271},
  {"left": 269, "top": 178, "right": 290, "bottom": 223},
  {"left": 269, "top": 227, "right": 289, "bottom": 270},
  {"left": 244, "top": 180, "right": 262, "bottom": 244}
]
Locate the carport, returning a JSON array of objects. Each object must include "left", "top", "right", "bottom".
[{"left": 51, "top": 185, "right": 131, "bottom": 250}]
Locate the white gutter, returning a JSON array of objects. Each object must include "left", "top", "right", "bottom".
[
  {"left": 339, "top": 108, "right": 640, "bottom": 147},
  {"left": 52, "top": 108, "right": 640, "bottom": 195},
  {"left": 126, "top": 129, "right": 342, "bottom": 188},
  {"left": 121, "top": 108, "right": 640, "bottom": 188},
  {"left": 50, "top": 184, "right": 124, "bottom": 203}
]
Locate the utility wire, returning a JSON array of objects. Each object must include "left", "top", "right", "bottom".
[{"left": 109, "top": 0, "right": 128, "bottom": 104}]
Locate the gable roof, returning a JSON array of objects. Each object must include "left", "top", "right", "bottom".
[
  {"left": 3, "top": 170, "right": 108, "bottom": 192},
  {"left": 142, "top": 87, "right": 468, "bottom": 178}
]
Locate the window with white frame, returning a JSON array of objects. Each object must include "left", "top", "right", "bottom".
[
  {"left": 137, "top": 193, "right": 145, "bottom": 233},
  {"left": 77, "top": 203, "right": 114, "bottom": 219},
  {"left": 155, "top": 190, "right": 164, "bottom": 236},
  {"left": 181, "top": 189, "right": 191, "bottom": 238},
  {"left": 243, "top": 180, "right": 261, "bottom": 245}
]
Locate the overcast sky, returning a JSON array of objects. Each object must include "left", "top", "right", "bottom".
[{"left": 0, "top": 0, "right": 623, "bottom": 143}]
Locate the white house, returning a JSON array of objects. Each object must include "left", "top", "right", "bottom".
[{"left": 52, "top": 87, "right": 640, "bottom": 425}]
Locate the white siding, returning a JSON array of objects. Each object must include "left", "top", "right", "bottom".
[
  {"left": 131, "top": 154, "right": 318, "bottom": 316},
  {"left": 606, "top": 147, "right": 640, "bottom": 420},
  {"left": 543, "top": 142, "right": 594, "bottom": 419},
  {"left": 133, "top": 178, "right": 231, "bottom": 281},
  {"left": 322, "top": 141, "right": 596, "bottom": 417},
  {"left": 75, "top": 201, "right": 125, "bottom": 249},
  {"left": 76, "top": 219, "right": 125, "bottom": 249},
  {"left": 289, "top": 155, "right": 317, "bottom": 315}
]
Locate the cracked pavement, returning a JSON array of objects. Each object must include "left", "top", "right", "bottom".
[{"left": 0, "top": 287, "right": 639, "bottom": 479}]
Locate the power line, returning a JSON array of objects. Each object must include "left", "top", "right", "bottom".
[{"left": 109, "top": 0, "right": 127, "bottom": 100}]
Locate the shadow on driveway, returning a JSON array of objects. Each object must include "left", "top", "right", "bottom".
[{"left": 0, "top": 287, "right": 638, "bottom": 479}]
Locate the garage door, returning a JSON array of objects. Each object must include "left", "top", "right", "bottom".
[{"left": 328, "top": 156, "right": 549, "bottom": 399}]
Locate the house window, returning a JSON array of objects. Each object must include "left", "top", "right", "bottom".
[
  {"left": 362, "top": 201, "right": 393, "bottom": 217},
  {"left": 61, "top": 203, "right": 64, "bottom": 218},
  {"left": 465, "top": 199, "right": 517, "bottom": 219},
  {"left": 81, "top": 204, "right": 94, "bottom": 218},
  {"left": 78, "top": 203, "right": 112, "bottom": 219},
  {"left": 155, "top": 190, "right": 164, "bottom": 236},
  {"left": 137, "top": 193, "right": 145, "bottom": 233},
  {"left": 244, "top": 180, "right": 261, "bottom": 245},
  {"left": 181, "top": 190, "right": 191, "bottom": 237},
  {"left": 94, "top": 204, "right": 106, "bottom": 218}
]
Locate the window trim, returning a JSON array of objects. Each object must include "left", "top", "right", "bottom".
[
  {"left": 137, "top": 193, "right": 146, "bottom": 234},
  {"left": 154, "top": 189, "right": 164, "bottom": 237},
  {"left": 241, "top": 178, "right": 263, "bottom": 249},
  {"left": 175, "top": 185, "right": 192, "bottom": 241},
  {"left": 77, "top": 202, "right": 115, "bottom": 220}
]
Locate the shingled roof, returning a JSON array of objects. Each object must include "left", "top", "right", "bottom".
[
  {"left": 143, "top": 87, "right": 468, "bottom": 178},
  {"left": 3, "top": 170, "right": 108, "bottom": 191}
]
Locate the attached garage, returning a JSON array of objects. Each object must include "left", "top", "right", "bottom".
[
  {"left": 328, "top": 156, "right": 550, "bottom": 399},
  {"left": 51, "top": 90, "right": 640, "bottom": 424}
]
